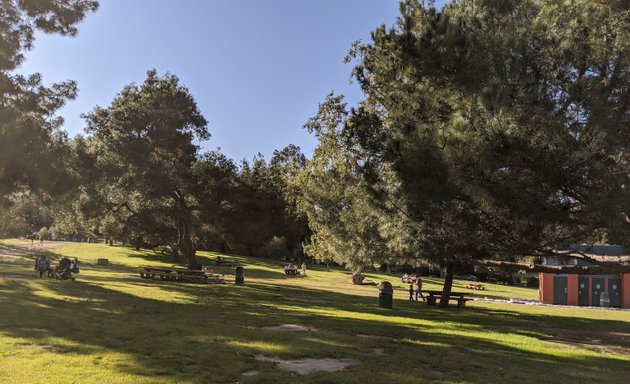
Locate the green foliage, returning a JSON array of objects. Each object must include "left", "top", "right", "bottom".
[
  {"left": 37, "top": 226, "right": 49, "bottom": 240},
  {"left": 227, "top": 147, "right": 309, "bottom": 257},
  {"left": 0, "top": 192, "right": 53, "bottom": 236},
  {"left": 298, "top": 94, "right": 394, "bottom": 271},
  {"left": 303, "top": 0, "right": 630, "bottom": 278},
  {"left": 0, "top": 0, "right": 99, "bottom": 71},
  {"left": 193, "top": 151, "right": 240, "bottom": 251},
  {"left": 0, "top": 0, "right": 98, "bottom": 204},
  {"left": 80, "top": 70, "right": 209, "bottom": 268}
]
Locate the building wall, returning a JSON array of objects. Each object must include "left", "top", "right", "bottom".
[
  {"left": 539, "top": 273, "right": 629, "bottom": 308},
  {"left": 539, "top": 273, "right": 554, "bottom": 304},
  {"left": 567, "top": 274, "right": 578, "bottom": 306},
  {"left": 624, "top": 274, "right": 630, "bottom": 309}
]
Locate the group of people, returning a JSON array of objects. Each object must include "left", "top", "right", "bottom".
[
  {"left": 26, "top": 233, "right": 44, "bottom": 246},
  {"left": 34, "top": 255, "right": 80, "bottom": 280},
  {"left": 283, "top": 261, "right": 307, "bottom": 276},
  {"left": 215, "top": 256, "right": 232, "bottom": 265},
  {"left": 403, "top": 273, "right": 425, "bottom": 302}
]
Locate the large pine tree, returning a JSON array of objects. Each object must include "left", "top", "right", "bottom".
[{"left": 303, "top": 0, "right": 630, "bottom": 305}]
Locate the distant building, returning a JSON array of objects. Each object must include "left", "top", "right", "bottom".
[
  {"left": 542, "top": 244, "right": 627, "bottom": 266},
  {"left": 539, "top": 244, "right": 630, "bottom": 308}
]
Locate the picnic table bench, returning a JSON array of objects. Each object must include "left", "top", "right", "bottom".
[
  {"left": 139, "top": 266, "right": 221, "bottom": 284},
  {"left": 422, "top": 290, "right": 473, "bottom": 308}
]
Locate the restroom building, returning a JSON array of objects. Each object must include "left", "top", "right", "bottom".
[{"left": 538, "top": 245, "right": 630, "bottom": 308}]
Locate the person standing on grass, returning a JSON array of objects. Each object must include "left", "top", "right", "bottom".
[
  {"left": 301, "top": 261, "right": 307, "bottom": 276},
  {"left": 408, "top": 284, "right": 415, "bottom": 301},
  {"left": 415, "top": 274, "right": 425, "bottom": 302},
  {"left": 35, "top": 255, "right": 51, "bottom": 278}
]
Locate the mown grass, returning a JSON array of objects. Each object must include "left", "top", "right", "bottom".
[{"left": 0, "top": 239, "right": 628, "bottom": 384}]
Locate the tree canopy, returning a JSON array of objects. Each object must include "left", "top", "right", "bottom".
[
  {"left": 81, "top": 70, "right": 209, "bottom": 268},
  {"left": 0, "top": 0, "right": 98, "bottom": 205},
  {"left": 3, "top": 0, "right": 628, "bottom": 285},
  {"left": 300, "top": 0, "right": 630, "bottom": 303}
]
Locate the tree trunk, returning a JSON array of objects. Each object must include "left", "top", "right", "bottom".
[
  {"left": 170, "top": 243, "right": 185, "bottom": 263},
  {"left": 287, "top": 244, "right": 295, "bottom": 260},
  {"left": 177, "top": 216, "right": 200, "bottom": 270},
  {"left": 134, "top": 235, "right": 142, "bottom": 251},
  {"left": 440, "top": 263, "right": 454, "bottom": 308}
]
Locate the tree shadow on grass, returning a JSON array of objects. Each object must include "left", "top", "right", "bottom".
[
  {"left": 120, "top": 247, "right": 289, "bottom": 280},
  {"left": 1, "top": 275, "right": 629, "bottom": 384}
]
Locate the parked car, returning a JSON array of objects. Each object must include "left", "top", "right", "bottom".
[{"left": 453, "top": 274, "right": 478, "bottom": 281}]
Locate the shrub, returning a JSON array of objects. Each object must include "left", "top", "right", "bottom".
[{"left": 527, "top": 276, "right": 539, "bottom": 287}]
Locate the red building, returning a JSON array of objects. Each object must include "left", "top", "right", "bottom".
[
  {"left": 538, "top": 245, "right": 630, "bottom": 308},
  {"left": 539, "top": 273, "right": 630, "bottom": 308}
]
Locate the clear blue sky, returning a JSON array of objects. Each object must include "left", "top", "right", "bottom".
[{"left": 19, "top": 0, "right": 446, "bottom": 162}]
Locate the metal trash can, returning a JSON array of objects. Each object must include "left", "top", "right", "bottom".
[
  {"left": 600, "top": 292, "right": 610, "bottom": 307},
  {"left": 235, "top": 266, "right": 245, "bottom": 285},
  {"left": 378, "top": 281, "right": 393, "bottom": 309}
]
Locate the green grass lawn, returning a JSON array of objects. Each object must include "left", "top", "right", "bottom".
[{"left": 0, "top": 239, "right": 628, "bottom": 383}]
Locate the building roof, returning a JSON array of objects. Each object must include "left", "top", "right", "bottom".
[
  {"left": 569, "top": 244, "right": 626, "bottom": 256},
  {"left": 543, "top": 244, "right": 630, "bottom": 266}
]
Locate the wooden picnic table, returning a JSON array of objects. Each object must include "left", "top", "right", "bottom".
[
  {"left": 422, "top": 290, "right": 473, "bottom": 308},
  {"left": 139, "top": 266, "right": 220, "bottom": 284}
]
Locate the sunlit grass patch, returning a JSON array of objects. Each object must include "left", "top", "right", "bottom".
[
  {"left": 225, "top": 340, "right": 290, "bottom": 354},
  {"left": 0, "top": 239, "right": 628, "bottom": 383}
]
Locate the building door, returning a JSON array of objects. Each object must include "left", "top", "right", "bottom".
[
  {"left": 578, "top": 277, "right": 590, "bottom": 306},
  {"left": 553, "top": 275, "right": 568, "bottom": 305},
  {"left": 592, "top": 277, "right": 605, "bottom": 307},
  {"left": 608, "top": 277, "right": 622, "bottom": 307}
]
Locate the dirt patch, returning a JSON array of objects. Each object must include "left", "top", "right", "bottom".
[
  {"left": 356, "top": 333, "right": 395, "bottom": 342},
  {"left": 30, "top": 344, "right": 60, "bottom": 352},
  {"left": 255, "top": 355, "right": 359, "bottom": 375},
  {"left": 538, "top": 327, "right": 630, "bottom": 357},
  {"left": 0, "top": 246, "right": 32, "bottom": 257},
  {"left": 611, "top": 332, "right": 630, "bottom": 339},
  {"left": 0, "top": 242, "right": 66, "bottom": 257},
  {"left": 263, "top": 324, "right": 316, "bottom": 332},
  {"left": 242, "top": 371, "right": 259, "bottom": 376},
  {"left": 372, "top": 348, "right": 386, "bottom": 355}
]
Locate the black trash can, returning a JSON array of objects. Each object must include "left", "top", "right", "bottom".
[
  {"left": 235, "top": 266, "right": 245, "bottom": 285},
  {"left": 379, "top": 281, "right": 393, "bottom": 309}
]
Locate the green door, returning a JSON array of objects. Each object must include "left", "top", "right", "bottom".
[
  {"left": 592, "top": 277, "right": 605, "bottom": 306},
  {"left": 578, "top": 277, "right": 590, "bottom": 306},
  {"left": 608, "top": 277, "right": 622, "bottom": 307},
  {"left": 553, "top": 275, "right": 567, "bottom": 305}
]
